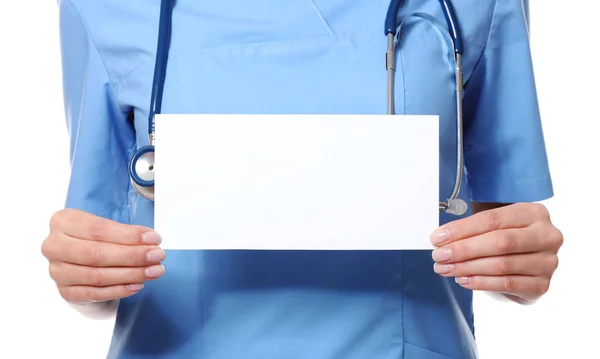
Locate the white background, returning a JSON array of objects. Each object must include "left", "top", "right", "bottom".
[{"left": 0, "top": 1, "right": 598, "bottom": 358}]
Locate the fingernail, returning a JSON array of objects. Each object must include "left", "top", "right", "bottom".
[
  {"left": 145, "top": 264, "right": 165, "bottom": 278},
  {"left": 455, "top": 277, "right": 470, "bottom": 285},
  {"left": 128, "top": 283, "right": 144, "bottom": 292},
  {"left": 142, "top": 232, "right": 162, "bottom": 245},
  {"left": 433, "top": 263, "right": 454, "bottom": 274},
  {"left": 432, "top": 248, "right": 452, "bottom": 262},
  {"left": 146, "top": 249, "right": 166, "bottom": 263},
  {"left": 430, "top": 228, "right": 450, "bottom": 245}
]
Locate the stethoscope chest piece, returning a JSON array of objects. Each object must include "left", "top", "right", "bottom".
[{"left": 129, "top": 145, "right": 155, "bottom": 201}]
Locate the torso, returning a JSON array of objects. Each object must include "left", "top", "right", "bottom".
[{"left": 74, "top": 0, "right": 498, "bottom": 357}]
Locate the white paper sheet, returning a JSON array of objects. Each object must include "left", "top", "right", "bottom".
[{"left": 154, "top": 114, "right": 439, "bottom": 250}]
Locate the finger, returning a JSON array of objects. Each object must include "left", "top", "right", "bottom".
[
  {"left": 431, "top": 203, "right": 550, "bottom": 245},
  {"left": 453, "top": 275, "right": 551, "bottom": 300},
  {"left": 50, "top": 208, "right": 161, "bottom": 245},
  {"left": 53, "top": 235, "right": 165, "bottom": 267},
  {"left": 58, "top": 283, "right": 145, "bottom": 304},
  {"left": 433, "top": 253, "right": 559, "bottom": 277},
  {"left": 50, "top": 262, "right": 165, "bottom": 286},
  {"left": 432, "top": 226, "right": 542, "bottom": 263}
]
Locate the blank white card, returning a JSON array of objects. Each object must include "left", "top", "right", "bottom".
[{"left": 154, "top": 114, "right": 439, "bottom": 250}]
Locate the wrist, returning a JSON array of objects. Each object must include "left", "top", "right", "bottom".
[
  {"left": 502, "top": 293, "right": 539, "bottom": 305},
  {"left": 485, "top": 291, "right": 511, "bottom": 302},
  {"left": 67, "top": 300, "right": 119, "bottom": 320},
  {"left": 485, "top": 292, "right": 539, "bottom": 305}
]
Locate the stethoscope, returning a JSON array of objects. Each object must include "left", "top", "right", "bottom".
[{"left": 129, "top": 0, "right": 468, "bottom": 216}]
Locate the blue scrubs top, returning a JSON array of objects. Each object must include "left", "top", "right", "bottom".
[{"left": 58, "top": 0, "right": 553, "bottom": 358}]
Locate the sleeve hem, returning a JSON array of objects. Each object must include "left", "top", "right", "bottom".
[{"left": 467, "top": 176, "right": 554, "bottom": 203}]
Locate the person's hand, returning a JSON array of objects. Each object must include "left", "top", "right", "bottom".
[
  {"left": 41, "top": 209, "right": 166, "bottom": 305},
  {"left": 430, "top": 203, "right": 562, "bottom": 304}
]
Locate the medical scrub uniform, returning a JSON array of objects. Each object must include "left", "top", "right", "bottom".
[{"left": 57, "top": 0, "right": 553, "bottom": 358}]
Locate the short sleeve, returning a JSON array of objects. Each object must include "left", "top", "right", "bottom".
[
  {"left": 462, "top": 0, "right": 553, "bottom": 203},
  {"left": 58, "top": 0, "right": 135, "bottom": 222}
]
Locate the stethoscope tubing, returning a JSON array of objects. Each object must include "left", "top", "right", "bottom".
[
  {"left": 147, "top": 0, "right": 175, "bottom": 145},
  {"left": 385, "top": 0, "right": 466, "bottom": 214},
  {"left": 131, "top": 0, "right": 467, "bottom": 215}
]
